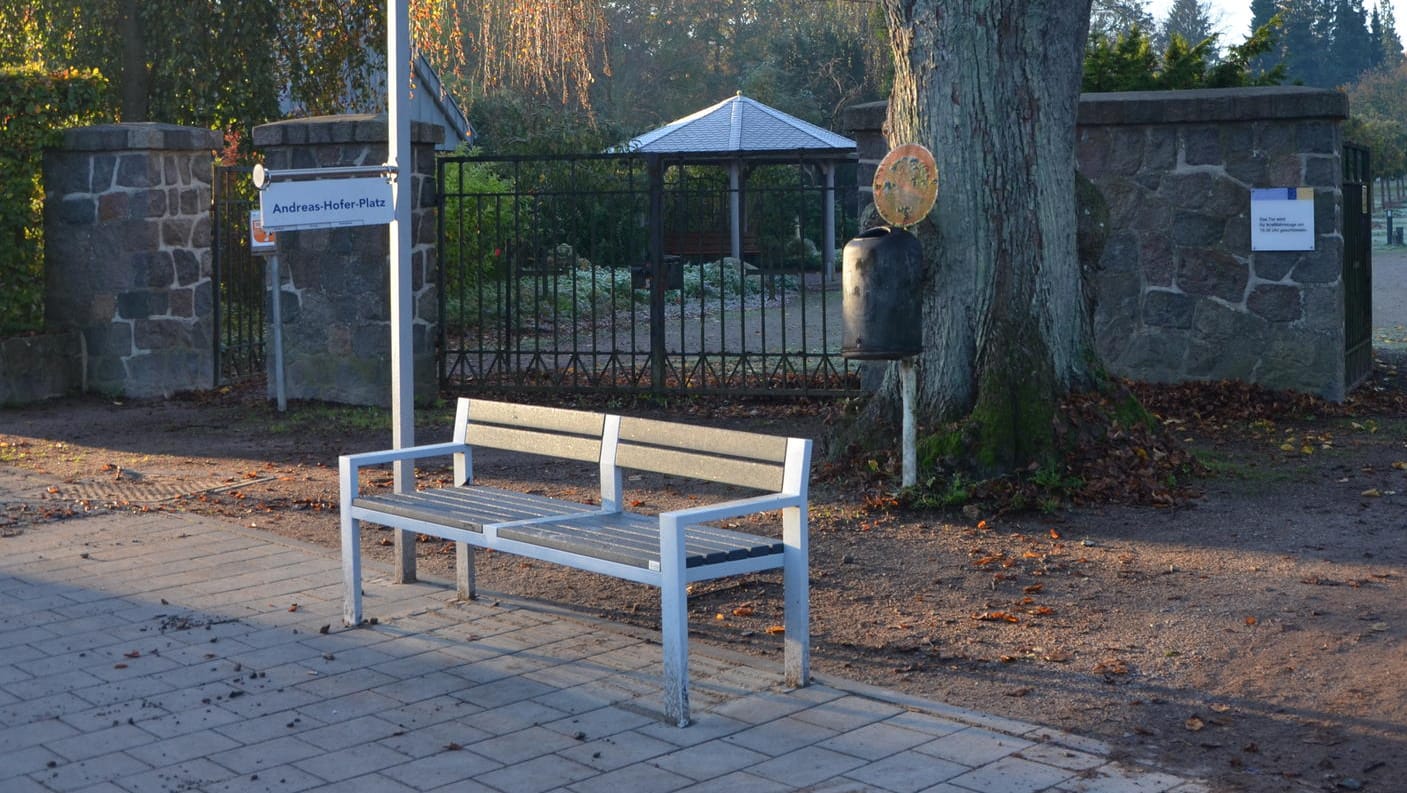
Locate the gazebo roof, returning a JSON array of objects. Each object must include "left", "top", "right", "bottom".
[{"left": 625, "top": 93, "right": 855, "bottom": 156}]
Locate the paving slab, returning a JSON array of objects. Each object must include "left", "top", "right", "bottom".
[{"left": 0, "top": 510, "right": 1208, "bottom": 792}]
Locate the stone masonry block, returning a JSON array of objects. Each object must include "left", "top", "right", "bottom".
[
  {"left": 1144, "top": 290, "right": 1195, "bottom": 328},
  {"left": 1296, "top": 121, "right": 1339, "bottom": 154},
  {"left": 1246, "top": 283, "right": 1303, "bottom": 323},
  {"left": 1303, "top": 156, "right": 1339, "bottom": 187},
  {"left": 1182, "top": 126, "right": 1223, "bottom": 166},
  {"left": 58, "top": 197, "right": 96, "bottom": 225},
  {"left": 162, "top": 218, "right": 193, "bottom": 248},
  {"left": 1252, "top": 251, "right": 1302, "bottom": 281},
  {"left": 1177, "top": 248, "right": 1247, "bottom": 302},
  {"left": 1170, "top": 211, "right": 1225, "bottom": 247},
  {"left": 116, "top": 154, "right": 160, "bottom": 188}
]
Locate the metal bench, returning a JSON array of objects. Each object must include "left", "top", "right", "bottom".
[{"left": 339, "top": 398, "right": 812, "bottom": 726}]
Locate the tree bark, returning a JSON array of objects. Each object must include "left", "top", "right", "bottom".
[{"left": 877, "top": 0, "right": 1095, "bottom": 473}]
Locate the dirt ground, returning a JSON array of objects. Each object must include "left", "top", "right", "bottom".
[{"left": 2, "top": 358, "right": 1405, "bottom": 793}]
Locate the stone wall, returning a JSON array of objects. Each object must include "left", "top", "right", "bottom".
[
  {"left": 0, "top": 331, "right": 84, "bottom": 405},
  {"left": 252, "top": 115, "right": 440, "bottom": 407},
  {"left": 43, "top": 123, "right": 222, "bottom": 397},
  {"left": 843, "top": 87, "right": 1353, "bottom": 400}
]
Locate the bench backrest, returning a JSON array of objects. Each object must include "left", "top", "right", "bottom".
[
  {"left": 614, "top": 415, "right": 796, "bottom": 492},
  {"left": 455, "top": 399, "right": 607, "bottom": 486}
]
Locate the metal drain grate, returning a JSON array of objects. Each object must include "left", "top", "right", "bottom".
[{"left": 40, "top": 475, "right": 279, "bottom": 504}]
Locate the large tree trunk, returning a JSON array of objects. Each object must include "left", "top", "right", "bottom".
[
  {"left": 877, "top": 0, "right": 1095, "bottom": 473},
  {"left": 119, "top": 0, "right": 149, "bottom": 122}
]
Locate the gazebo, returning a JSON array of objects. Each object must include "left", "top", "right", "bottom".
[{"left": 623, "top": 93, "right": 857, "bottom": 280}]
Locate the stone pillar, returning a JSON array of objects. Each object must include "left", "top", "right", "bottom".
[
  {"left": 251, "top": 114, "right": 440, "bottom": 407},
  {"left": 43, "top": 123, "right": 222, "bottom": 398}
]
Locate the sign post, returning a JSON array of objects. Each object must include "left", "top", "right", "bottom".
[
  {"left": 250, "top": 1, "right": 416, "bottom": 586},
  {"left": 248, "top": 212, "right": 286, "bottom": 412},
  {"left": 387, "top": 0, "right": 417, "bottom": 582}
]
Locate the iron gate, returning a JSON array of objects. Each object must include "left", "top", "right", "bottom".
[
  {"left": 211, "top": 164, "right": 265, "bottom": 386},
  {"left": 1343, "top": 143, "right": 1372, "bottom": 390},
  {"left": 437, "top": 152, "right": 861, "bottom": 396}
]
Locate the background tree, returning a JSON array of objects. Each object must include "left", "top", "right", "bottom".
[
  {"left": 874, "top": 0, "right": 1095, "bottom": 474},
  {"left": 0, "top": 0, "right": 380, "bottom": 139},
  {"left": 1327, "top": 0, "right": 1375, "bottom": 86},
  {"left": 1376, "top": 0, "right": 1405, "bottom": 67},
  {"left": 1084, "top": 16, "right": 1286, "bottom": 90},
  {"left": 1090, "top": 0, "right": 1155, "bottom": 39},
  {"left": 1161, "top": 0, "right": 1217, "bottom": 50}
]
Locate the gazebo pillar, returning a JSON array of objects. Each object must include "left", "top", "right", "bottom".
[
  {"left": 824, "top": 163, "right": 837, "bottom": 281},
  {"left": 729, "top": 162, "right": 742, "bottom": 262}
]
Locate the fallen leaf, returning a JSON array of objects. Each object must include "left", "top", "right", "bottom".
[
  {"left": 1210, "top": 703, "right": 1231, "bottom": 713},
  {"left": 1361, "top": 488, "right": 1382, "bottom": 498},
  {"left": 1185, "top": 716, "right": 1205, "bottom": 732},
  {"left": 973, "top": 611, "right": 1020, "bottom": 623},
  {"left": 123, "top": 651, "right": 141, "bottom": 659},
  {"left": 766, "top": 625, "right": 785, "bottom": 635},
  {"left": 287, "top": 604, "right": 299, "bottom": 612},
  {"left": 1023, "top": 583, "right": 1044, "bottom": 594},
  {"left": 1049, "top": 528, "right": 1062, "bottom": 539},
  {"left": 732, "top": 606, "right": 755, "bottom": 617},
  {"left": 1094, "top": 657, "right": 1128, "bottom": 675},
  {"left": 1244, "top": 615, "right": 1257, "bottom": 626}
]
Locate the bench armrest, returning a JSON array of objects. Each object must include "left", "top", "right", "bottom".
[
  {"left": 339, "top": 442, "right": 472, "bottom": 496},
  {"left": 340, "top": 442, "right": 470, "bottom": 469},
  {"left": 659, "top": 492, "right": 805, "bottom": 527}
]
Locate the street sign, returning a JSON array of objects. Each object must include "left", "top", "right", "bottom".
[
  {"left": 873, "top": 143, "right": 938, "bottom": 228},
  {"left": 258, "top": 176, "right": 393, "bottom": 231},
  {"left": 1251, "top": 187, "right": 1315, "bottom": 252},
  {"left": 249, "top": 211, "right": 276, "bottom": 253}
]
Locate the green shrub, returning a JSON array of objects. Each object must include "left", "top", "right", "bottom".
[{"left": 0, "top": 64, "right": 109, "bottom": 335}]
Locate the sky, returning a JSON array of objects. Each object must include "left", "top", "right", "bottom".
[{"left": 1145, "top": 1, "right": 1407, "bottom": 41}]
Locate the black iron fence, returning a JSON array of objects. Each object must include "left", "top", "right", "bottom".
[
  {"left": 211, "top": 165, "right": 265, "bottom": 386},
  {"left": 437, "top": 152, "right": 863, "bottom": 396},
  {"left": 1343, "top": 143, "right": 1372, "bottom": 389}
]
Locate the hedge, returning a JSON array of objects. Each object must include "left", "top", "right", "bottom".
[{"left": 0, "top": 64, "right": 109, "bottom": 336}]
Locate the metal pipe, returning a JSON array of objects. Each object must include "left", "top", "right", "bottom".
[{"left": 251, "top": 163, "right": 397, "bottom": 189}]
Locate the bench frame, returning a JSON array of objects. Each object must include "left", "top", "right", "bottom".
[{"left": 339, "top": 398, "right": 811, "bottom": 726}]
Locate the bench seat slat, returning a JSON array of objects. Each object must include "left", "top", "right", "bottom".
[
  {"left": 498, "top": 513, "right": 783, "bottom": 570},
  {"left": 354, "top": 487, "right": 591, "bottom": 532}
]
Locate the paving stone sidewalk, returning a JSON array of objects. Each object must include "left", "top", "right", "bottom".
[{"left": 0, "top": 509, "right": 1208, "bottom": 793}]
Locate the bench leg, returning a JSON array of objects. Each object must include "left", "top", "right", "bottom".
[
  {"left": 783, "top": 504, "right": 810, "bottom": 688},
  {"left": 393, "top": 528, "right": 417, "bottom": 584},
  {"left": 456, "top": 542, "right": 476, "bottom": 600},
  {"left": 339, "top": 513, "right": 363, "bottom": 628},
  {"left": 660, "top": 517, "right": 690, "bottom": 727}
]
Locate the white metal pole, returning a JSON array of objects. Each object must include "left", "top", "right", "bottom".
[
  {"left": 900, "top": 357, "right": 917, "bottom": 488},
  {"left": 267, "top": 254, "right": 286, "bottom": 412},
  {"left": 388, "top": 0, "right": 417, "bottom": 582}
]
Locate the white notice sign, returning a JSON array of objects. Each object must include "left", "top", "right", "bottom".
[
  {"left": 259, "top": 176, "right": 393, "bottom": 231},
  {"left": 1251, "top": 187, "right": 1315, "bottom": 252}
]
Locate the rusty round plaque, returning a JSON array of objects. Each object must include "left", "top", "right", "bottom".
[{"left": 873, "top": 143, "right": 938, "bottom": 227}]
